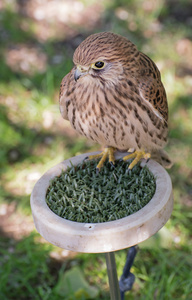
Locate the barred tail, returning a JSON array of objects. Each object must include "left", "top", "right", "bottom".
[{"left": 151, "top": 149, "right": 173, "bottom": 169}]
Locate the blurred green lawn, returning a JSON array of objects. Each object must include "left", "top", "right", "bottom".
[{"left": 0, "top": 0, "right": 192, "bottom": 299}]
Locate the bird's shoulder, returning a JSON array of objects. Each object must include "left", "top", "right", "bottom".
[
  {"left": 59, "top": 68, "right": 75, "bottom": 100},
  {"left": 59, "top": 68, "right": 75, "bottom": 120}
]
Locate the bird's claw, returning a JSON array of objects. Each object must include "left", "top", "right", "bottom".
[
  {"left": 109, "top": 161, "right": 115, "bottom": 168},
  {"left": 123, "top": 150, "right": 151, "bottom": 170},
  {"left": 96, "top": 168, "right": 100, "bottom": 175}
]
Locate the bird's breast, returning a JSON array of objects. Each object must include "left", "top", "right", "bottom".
[{"left": 66, "top": 81, "right": 168, "bottom": 151}]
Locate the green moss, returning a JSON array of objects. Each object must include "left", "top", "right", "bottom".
[{"left": 46, "top": 159, "right": 156, "bottom": 223}]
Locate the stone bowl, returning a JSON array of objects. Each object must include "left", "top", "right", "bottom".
[{"left": 30, "top": 151, "right": 173, "bottom": 253}]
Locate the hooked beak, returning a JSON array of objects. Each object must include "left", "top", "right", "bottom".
[{"left": 74, "top": 65, "right": 88, "bottom": 82}]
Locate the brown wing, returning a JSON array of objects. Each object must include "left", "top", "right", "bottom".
[
  {"left": 138, "top": 52, "right": 168, "bottom": 122},
  {"left": 59, "top": 69, "right": 74, "bottom": 121}
]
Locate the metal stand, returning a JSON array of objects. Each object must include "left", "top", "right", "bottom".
[
  {"left": 119, "top": 246, "right": 138, "bottom": 300},
  {"left": 105, "top": 252, "right": 121, "bottom": 300},
  {"left": 105, "top": 246, "right": 138, "bottom": 300}
]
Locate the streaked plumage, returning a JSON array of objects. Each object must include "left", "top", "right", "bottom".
[{"left": 59, "top": 32, "right": 171, "bottom": 169}]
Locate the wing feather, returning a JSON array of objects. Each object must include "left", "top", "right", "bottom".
[{"left": 138, "top": 53, "right": 168, "bottom": 122}]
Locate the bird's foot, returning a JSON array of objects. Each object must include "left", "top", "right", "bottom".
[
  {"left": 88, "top": 147, "right": 116, "bottom": 171},
  {"left": 123, "top": 150, "right": 151, "bottom": 170}
]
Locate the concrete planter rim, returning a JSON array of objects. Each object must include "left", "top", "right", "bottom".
[{"left": 30, "top": 151, "right": 173, "bottom": 253}]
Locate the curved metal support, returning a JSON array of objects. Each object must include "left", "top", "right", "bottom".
[{"left": 119, "top": 246, "right": 138, "bottom": 300}]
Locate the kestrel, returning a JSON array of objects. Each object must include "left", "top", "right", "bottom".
[{"left": 59, "top": 32, "right": 171, "bottom": 170}]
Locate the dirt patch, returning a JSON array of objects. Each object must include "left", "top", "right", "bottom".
[{"left": 0, "top": 202, "right": 35, "bottom": 240}]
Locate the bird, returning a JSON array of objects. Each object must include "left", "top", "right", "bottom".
[{"left": 59, "top": 32, "right": 171, "bottom": 171}]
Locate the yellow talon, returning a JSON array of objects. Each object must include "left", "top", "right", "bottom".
[
  {"left": 88, "top": 147, "right": 116, "bottom": 171},
  {"left": 123, "top": 150, "right": 151, "bottom": 170}
]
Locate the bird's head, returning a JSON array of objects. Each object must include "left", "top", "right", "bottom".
[{"left": 73, "top": 32, "right": 139, "bottom": 85}]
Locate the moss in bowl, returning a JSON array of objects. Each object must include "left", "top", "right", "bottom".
[{"left": 46, "top": 159, "right": 156, "bottom": 223}]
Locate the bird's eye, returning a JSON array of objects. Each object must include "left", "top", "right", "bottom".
[{"left": 93, "top": 61, "right": 105, "bottom": 69}]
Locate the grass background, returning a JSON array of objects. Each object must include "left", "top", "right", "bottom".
[{"left": 0, "top": 0, "right": 192, "bottom": 299}]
